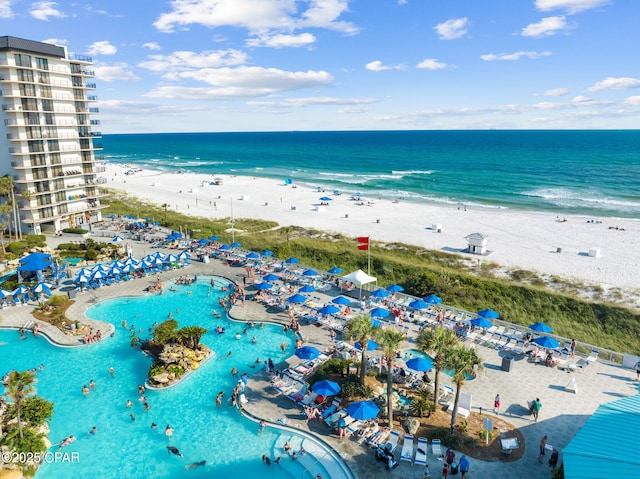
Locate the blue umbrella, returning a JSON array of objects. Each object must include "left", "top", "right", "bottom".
[
  {"left": 230, "top": 241, "right": 242, "bottom": 248},
  {"left": 406, "top": 357, "right": 434, "bottom": 372},
  {"left": 254, "top": 282, "right": 273, "bottom": 290},
  {"left": 354, "top": 339, "right": 378, "bottom": 351},
  {"left": 246, "top": 252, "right": 260, "bottom": 259},
  {"left": 312, "top": 380, "right": 341, "bottom": 396},
  {"left": 346, "top": 400, "right": 380, "bottom": 420},
  {"left": 262, "top": 273, "right": 280, "bottom": 282},
  {"left": 208, "top": 235, "right": 220, "bottom": 241},
  {"left": 287, "top": 293, "right": 307, "bottom": 304},
  {"left": 327, "top": 267, "right": 343, "bottom": 275},
  {"left": 478, "top": 308, "right": 500, "bottom": 319},
  {"left": 470, "top": 317, "right": 493, "bottom": 329},
  {"left": 302, "top": 269, "right": 318, "bottom": 277},
  {"left": 318, "top": 304, "right": 340, "bottom": 315},
  {"left": 299, "top": 285, "right": 316, "bottom": 293},
  {"left": 529, "top": 322, "right": 553, "bottom": 333},
  {"left": 331, "top": 296, "right": 351, "bottom": 305},
  {"left": 424, "top": 294, "right": 442, "bottom": 304},
  {"left": 370, "top": 319, "right": 382, "bottom": 328},
  {"left": 112, "top": 235, "right": 124, "bottom": 243},
  {"left": 369, "top": 288, "right": 389, "bottom": 299},
  {"left": 295, "top": 346, "right": 320, "bottom": 360},
  {"left": 319, "top": 196, "right": 333, "bottom": 202},
  {"left": 533, "top": 336, "right": 560, "bottom": 349},
  {"left": 32, "top": 283, "right": 52, "bottom": 296},
  {"left": 219, "top": 244, "right": 231, "bottom": 251},
  {"left": 261, "top": 249, "right": 274, "bottom": 256},
  {"left": 386, "top": 284, "right": 404, "bottom": 293},
  {"left": 409, "top": 299, "right": 430, "bottom": 310},
  {"left": 369, "top": 307, "right": 390, "bottom": 318},
  {"left": 284, "top": 257, "right": 300, "bottom": 264},
  {"left": 197, "top": 238, "right": 210, "bottom": 245}
]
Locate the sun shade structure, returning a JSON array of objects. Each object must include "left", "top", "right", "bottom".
[
  {"left": 295, "top": 346, "right": 321, "bottom": 360},
  {"left": 533, "top": 336, "right": 560, "bottom": 349},
  {"left": 346, "top": 400, "right": 380, "bottom": 420},
  {"left": 385, "top": 284, "right": 404, "bottom": 293},
  {"left": 478, "top": 308, "right": 500, "bottom": 319},
  {"left": 529, "top": 321, "right": 553, "bottom": 333},
  {"left": 424, "top": 294, "right": 443, "bottom": 304},
  {"left": 287, "top": 293, "right": 307, "bottom": 304},
  {"left": 470, "top": 317, "right": 493, "bottom": 329},
  {"left": 562, "top": 395, "right": 640, "bottom": 479},
  {"left": 406, "top": 357, "right": 434, "bottom": 372},
  {"left": 312, "top": 380, "right": 341, "bottom": 396},
  {"left": 331, "top": 296, "right": 351, "bottom": 305},
  {"left": 342, "top": 269, "right": 377, "bottom": 285}
]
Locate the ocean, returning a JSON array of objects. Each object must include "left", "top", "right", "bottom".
[{"left": 102, "top": 130, "right": 640, "bottom": 219}]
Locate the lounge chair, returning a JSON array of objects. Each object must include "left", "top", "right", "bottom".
[
  {"left": 321, "top": 398, "right": 341, "bottom": 419},
  {"left": 299, "top": 392, "right": 318, "bottom": 405},
  {"left": 400, "top": 434, "right": 414, "bottom": 464},
  {"left": 385, "top": 430, "right": 401, "bottom": 453},
  {"left": 346, "top": 419, "right": 363, "bottom": 436},
  {"left": 431, "top": 438, "right": 443, "bottom": 459},
  {"left": 447, "top": 391, "right": 472, "bottom": 419},
  {"left": 414, "top": 437, "right": 428, "bottom": 466},
  {"left": 325, "top": 410, "right": 346, "bottom": 427}
]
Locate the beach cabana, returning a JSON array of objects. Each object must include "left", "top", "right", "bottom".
[
  {"left": 562, "top": 395, "right": 640, "bottom": 479},
  {"left": 465, "top": 233, "right": 489, "bottom": 255},
  {"left": 342, "top": 269, "right": 377, "bottom": 299}
]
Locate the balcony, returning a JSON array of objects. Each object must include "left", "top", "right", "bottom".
[
  {"left": 85, "top": 83, "right": 96, "bottom": 89},
  {"left": 73, "top": 54, "right": 93, "bottom": 63},
  {"left": 87, "top": 95, "right": 98, "bottom": 101}
]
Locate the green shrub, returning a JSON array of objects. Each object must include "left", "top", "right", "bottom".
[
  {"left": 477, "top": 428, "right": 494, "bottom": 441},
  {"left": 19, "top": 396, "right": 54, "bottom": 425},
  {"left": 410, "top": 397, "right": 431, "bottom": 417},
  {"left": 7, "top": 241, "right": 26, "bottom": 255},
  {"left": 168, "top": 365, "right": 185, "bottom": 376},
  {"left": 447, "top": 433, "right": 463, "bottom": 450},
  {"left": 85, "top": 249, "right": 98, "bottom": 260},
  {"left": 25, "top": 234, "right": 46, "bottom": 247},
  {"left": 58, "top": 243, "right": 84, "bottom": 251},
  {"left": 462, "top": 436, "right": 479, "bottom": 449},
  {"left": 149, "top": 362, "right": 165, "bottom": 377},
  {"left": 62, "top": 228, "right": 86, "bottom": 234}
]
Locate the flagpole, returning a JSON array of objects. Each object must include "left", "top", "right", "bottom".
[{"left": 367, "top": 236, "right": 371, "bottom": 276}]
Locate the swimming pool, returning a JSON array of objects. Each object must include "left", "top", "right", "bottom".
[
  {"left": 404, "top": 349, "right": 476, "bottom": 381},
  {"left": 0, "top": 277, "right": 336, "bottom": 479}
]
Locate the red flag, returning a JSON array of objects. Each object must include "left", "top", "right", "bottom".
[
  {"left": 358, "top": 244, "right": 369, "bottom": 250},
  {"left": 357, "top": 236, "right": 369, "bottom": 243}
]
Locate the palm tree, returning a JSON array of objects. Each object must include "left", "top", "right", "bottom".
[
  {"left": 377, "top": 328, "right": 407, "bottom": 429},
  {"left": 417, "top": 326, "right": 458, "bottom": 406},
  {"left": 445, "top": 345, "right": 483, "bottom": 430},
  {"left": 345, "top": 313, "right": 379, "bottom": 386},
  {"left": 5, "top": 370, "right": 37, "bottom": 438}
]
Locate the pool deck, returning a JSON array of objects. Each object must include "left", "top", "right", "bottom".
[{"left": 1, "top": 234, "right": 638, "bottom": 479}]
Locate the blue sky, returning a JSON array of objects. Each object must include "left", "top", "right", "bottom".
[{"left": 1, "top": 0, "right": 638, "bottom": 133}]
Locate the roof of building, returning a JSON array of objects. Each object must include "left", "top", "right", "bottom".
[
  {"left": 562, "top": 394, "right": 640, "bottom": 479},
  {"left": 0, "top": 36, "right": 65, "bottom": 58}
]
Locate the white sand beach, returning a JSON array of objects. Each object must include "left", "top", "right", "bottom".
[{"left": 105, "top": 163, "right": 640, "bottom": 297}]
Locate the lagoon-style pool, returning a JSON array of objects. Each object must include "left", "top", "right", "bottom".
[{"left": 0, "top": 277, "right": 341, "bottom": 479}]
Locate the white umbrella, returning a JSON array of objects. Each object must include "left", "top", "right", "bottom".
[{"left": 112, "top": 235, "right": 124, "bottom": 243}]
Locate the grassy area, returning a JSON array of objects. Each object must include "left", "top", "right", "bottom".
[{"left": 103, "top": 192, "right": 640, "bottom": 355}]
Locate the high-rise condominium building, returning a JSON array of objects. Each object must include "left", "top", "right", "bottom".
[{"left": 0, "top": 35, "right": 105, "bottom": 235}]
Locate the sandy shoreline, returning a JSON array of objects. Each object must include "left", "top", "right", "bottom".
[{"left": 104, "top": 163, "right": 640, "bottom": 294}]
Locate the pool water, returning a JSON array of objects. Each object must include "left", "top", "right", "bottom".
[
  {"left": 0, "top": 277, "right": 332, "bottom": 479},
  {"left": 61, "top": 257, "right": 84, "bottom": 266},
  {"left": 404, "top": 349, "right": 475, "bottom": 381}
]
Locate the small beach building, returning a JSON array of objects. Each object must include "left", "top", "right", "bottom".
[
  {"left": 465, "top": 233, "right": 488, "bottom": 255},
  {"left": 562, "top": 394, "right": 640, "bottom": 479}
]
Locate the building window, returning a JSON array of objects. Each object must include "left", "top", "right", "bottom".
[
  {"left": 14, "top": 54, "right": 32, "bottom": 68},
  {"left": 28, "top": 140, "right": 44, "bottom": 153},
  {"left": 43, "top": 113, "right": 54, "bottom": 125},
  {"left": 39, "top": 85, "right": 52, "bottom": 98},
  {"left": 17, "top": 69, "right": 34, "bottom": 82},
  {"left": 19, "top": 84, "right": 37, "bottom": 97},
  {"left": 21, "top": 98, "right": 38, "bottom": 111},
  {"left": 41, "top": 99, "right": 54, "bottom": 111},
  {"left": 35, "top": 57, "right": 49, "bottom": 70}
]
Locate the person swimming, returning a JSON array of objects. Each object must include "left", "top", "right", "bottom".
[
  {"left": 167, "top": 446, "right": 183, "bottom": 458},
  {"left": 185, "top": 460, "right": 206, "bottom": 470}
]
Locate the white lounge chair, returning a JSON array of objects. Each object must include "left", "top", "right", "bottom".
[
  {"left": 400, "top": 434, "right": 414, "bottom": 464},
  {"left": 414, "top": 437, "right": 428, "bottom": 466},
  {"left": 431, "top": 438, "right": 443, "bottom": 459},
  {"left": 448, "top": 391, "right": 472, "bottom": 419},
  {"left": 385, "top": 430, "right": 401, "bottom": 453}
]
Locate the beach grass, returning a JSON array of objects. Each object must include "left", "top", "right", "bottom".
[{"left": 103, "top": 193, "right": 640, "bottom": 355}]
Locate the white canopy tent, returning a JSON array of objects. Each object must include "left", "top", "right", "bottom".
[{"left": 341, "top": 269, "right": 377, "bottom": 298}]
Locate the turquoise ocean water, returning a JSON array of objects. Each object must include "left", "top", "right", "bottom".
[{"left": 103, "top": 130, "right": 640, "bottom": 218}]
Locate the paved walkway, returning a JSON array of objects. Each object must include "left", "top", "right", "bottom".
[{"left": 0, "top": 231, "right": 637, "bottom": 479}]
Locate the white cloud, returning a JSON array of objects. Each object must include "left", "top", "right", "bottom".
[
  {"left": 522, "top": 16, "right": 570, "bottom": 37},
  {"left": 481, "top": 51, "right": 552, "bottom": 61},
  {"left": 153, "top": 0, "right": 358, "bottom": 35},
  {"left": 434, "top": 17, "right": 468, "bottom": 40},
  {"left": 365, "top": 60, "right": 404, "bottom": 72},
  {"left": 587, "top": 77, "right": 640, "bottom": 92},
  {"left": 42, "top": 37, "right": 68, "bottom": 46},
  {"left": 416, "top": 58, "right": 448, "bottom": 70},
  {"left": 246, "top": 33, "right": 316, "bottom": 48},
  {"left": 145, "top": 66, "right": 333, "bottom": 100},
  {"left": 541, "top": 87, "right": 569, "bottom": 96},
  {"left": 248, "top": 97, "right": 377, "bottom": 109},
  {"left": 30, "top": 1, "right": 66, "bottom": 21},
  {"left": 535, "top": 0, "right": 610, "bottom": 14},
  {"left": 0, "top": 0, "right": 14, "bottom": 18},
  {"left": 572, "top": 95, "right": 591, "bottom": 103},
  {"left": 93, "top": 64, "right": 140, "bottom": 82},
  {"left": 623, "top": 96, "right": 640, "bottom": 106},
  {"left": 143, "top": 42, "right": 161, "bottom": 51},
  {"left": 138, "top": 50, "right": 248, "bottom": 75},
  {"left": 87, "top": 41, "right": 117, "bottom": 56}
]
